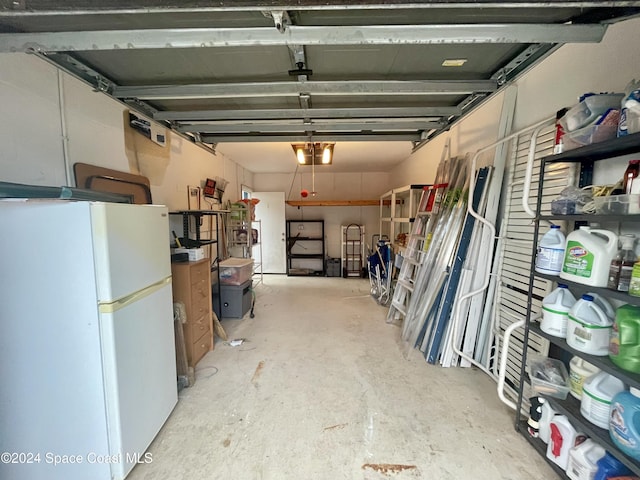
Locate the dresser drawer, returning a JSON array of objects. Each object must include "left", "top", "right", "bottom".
[
  {"left": 190, "top": 313, "right": 210, "bottom": 342},
  {"left": 191, "top": 278, "right": 210, "bottom": 305},
  {"left": 191, "top": 329, "right": 213, "bottom": 366},
  {"left": 190, "top": 286, "right": 210, "bottom": 320},
  {"left": 190, "top": 261, "right": 210, "bottom": 286}
]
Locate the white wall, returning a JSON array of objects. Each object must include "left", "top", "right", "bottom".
[
  {"left": 0, "top": 53, "right": 252, "bottom": 216},
  {"left": 253, "top": 171, "right": 389, "bottom": 258},
  {"left": 391, "top": 16, "right": 640, "bottom": 185}
]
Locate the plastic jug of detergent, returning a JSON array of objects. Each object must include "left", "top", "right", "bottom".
[
  {"left": 610, "top": 304, "right": 640, "bottom": 374},
  {"left": 561, "top": 227, "right": 618, "bottom": 287},
  {"left": 539, "top": 401, "right": 557, "bottom": 444},
  {"left": 569, "top": 356, "right": 601, "bottom": 400},
  {"left": 536, "top": 225, "right": 566, "bottom": 275},
  {"left": 547, "top": 415, "right": 582, "bottom": 470},
  {"left": 610, "top": 387, "right": 640, "bottom": 460},
  {"left": 567, "top": 294, "right": 614, "bottom": 356},
  {"left": 593, "top": 451, "right": 633, "bottom": 480},
  {"left": 581, "top": 371, "right": 625, "bottom": 429},
  {"left": 541, "top": 284, "right": 576, "bottom": 337},
  {"left": 566, "top": 439, "right": 605, "bottom": 480}
]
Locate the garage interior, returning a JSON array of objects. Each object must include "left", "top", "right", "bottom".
[{"left": 2, "top": 2, "right": 640, "bottom": 479}]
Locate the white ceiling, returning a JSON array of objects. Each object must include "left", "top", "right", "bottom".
[{"left": 216, "top": 141, "right": 413, "bottom": 174}]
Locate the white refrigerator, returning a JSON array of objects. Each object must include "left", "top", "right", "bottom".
[{"left": 0, "top": 200, "right": 178, "bottom": 480}]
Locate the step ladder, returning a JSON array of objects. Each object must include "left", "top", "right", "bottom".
[{"left": 386, "top": 184, "right": 446, "bottom": 324}]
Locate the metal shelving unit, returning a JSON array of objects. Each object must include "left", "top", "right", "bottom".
[
  {"left": 379, "top": 184, "right": 428, "bottom": 249},
  {"left": 515, "top": 132, "right": 640, "bottom": 478},
  {"left": 169, "top": 209, "right": 227, "bottom": 319},
  {"left": 286, "top": 220, "right": 325, "bottom": 276}
]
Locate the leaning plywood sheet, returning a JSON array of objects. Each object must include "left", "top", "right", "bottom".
[{"left": 74, "top": 162, "right": 152, "bottom": 204}]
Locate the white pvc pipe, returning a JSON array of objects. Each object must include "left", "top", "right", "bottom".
[
  {"left": 447, "top": 115, "right": 554, "bottom": 409},
  {"left": 521, "top": 123, "right": 549, "bottom": 219},
  {"left": 497, "top": 318, "right": 525, "bottom": 411}
]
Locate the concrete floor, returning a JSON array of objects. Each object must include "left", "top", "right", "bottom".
[{"left": 128, "top": 276, "right": 556, "bottom": 480}]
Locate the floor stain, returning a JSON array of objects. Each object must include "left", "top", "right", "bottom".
[
  {"left": 323, "top": 423, "right": 348, "bottom": 431},
  {"left": 222, "top": 438, "right": 231, "bottom": 447},
  {"left": 362, "top": 463, "right": 417, "bottom": 475},
  {"left": 251, "top": 360, "right": 265, "bottom": 385}
]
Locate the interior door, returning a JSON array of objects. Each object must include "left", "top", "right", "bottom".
[{"left": 253, "top": 191, "right": 286, "bottom": 274}]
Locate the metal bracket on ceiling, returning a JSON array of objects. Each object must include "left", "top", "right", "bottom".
[
  {"left": 123, "top": 98, "right": 159, "bottom": 120},
  {"left": 493, "top": 69, "right": 508, "bottom": 87},
  {"left": 95, "top": 77, "right": 111, "bottom": 94},
  {"left": 490, "top": 43, "right": 551, "bottom": 85},
  {"left": 299, "top": 93, "right": 311, "bottom": 110},
  {"left": 10, "top": 0, "right": 26, "bottom": 10},
  {"left": 268, "top": 11, "right": 291, "bottom": 34}
]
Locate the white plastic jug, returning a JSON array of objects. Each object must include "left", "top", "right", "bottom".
[
  {"left": 539, "top": 401, "right": 557, "bottom": 444},
  {"left": 547, "top": 415, "right": 580, "bottom": 470},
  {"left": 586, "top": 292, "right": 615, "bottom": 321},
  {"left": 581, "top": 371, "right": 625, "bottom": 429},
  {"left": 561, "top": 227, "right": 618, "bottom": 287},
  {"left": 567, "top": 439, "right": 606, "bottom": 480},
  {"left": 567, "top": 294, "right": 613, "bottom": 356},
  {"left": 536, "top": 225, "right": 566, "bottom": 275},
  {"left": 541, "top": 284, "right": 576, "bottom": 337},
  {"left": 569, "top": 357, "right": 601, "bottom": 400}
]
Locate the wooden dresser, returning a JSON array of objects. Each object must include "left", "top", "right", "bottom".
[{"left": 171, "top": 259, "right": 214, "bottom": 367}]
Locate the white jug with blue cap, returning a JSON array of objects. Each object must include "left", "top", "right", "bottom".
[
  {"left": 566, "top": 294, "right": 613, "bottom": 356},
  {"left": 541, "top": 284, "right": 576, "bottom": 338}
]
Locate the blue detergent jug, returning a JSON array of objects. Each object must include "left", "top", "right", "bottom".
[
  {"left": 610, "top": 387, "right": 640, "bottom": 460},
  {"left": 593, "top": 451, "right": 633, "bottom": 480}
]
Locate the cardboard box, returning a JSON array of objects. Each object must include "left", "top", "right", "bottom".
[{"left": 173, "top": 247, "right": 205, "bottom": 262}]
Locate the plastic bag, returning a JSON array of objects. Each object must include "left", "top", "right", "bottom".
[{"left": 550, "top": 186, "right": 593, "bottom": 215}]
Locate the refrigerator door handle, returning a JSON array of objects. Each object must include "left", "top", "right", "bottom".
[{"left": 99, "top": 276, "right": 172, "bottom": 314}]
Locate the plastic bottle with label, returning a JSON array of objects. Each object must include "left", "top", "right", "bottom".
[
  {"left": 554, "top": 107, "right": 569, "bottom": 154},
  {"left": 536, "top": 225, "right": 566, "bottom": 275},
  {"left": 618, "top": 79, "right": 640, "bottom": 137},
  {"left": 608, "top": 235, "right": 637, "bottom": 292},
  {"left": 609, "top": 304, "right": 640, "bottom": 373},
  {"left": 541, "top": 284, "right": 576, "bottom": 338},
  {"left": 569, "top": 357, "right": 601, "bottom": 400},
  {"left": 567, "top": 294, "right": 614, "bottom": 356},
  {"left": 539, "top": 401, "right": 557, "bottom": 444},
  {"left": 581, "top": 371, "right": 625, "bottom": 429},
  {"left": 547, "top": 415, "right": 581, "bottom": 470},
  {"left": 628, "top": 259, "right": 640, "bottom": 297},
  {"left": 593, "top": 451, "right": 633, "bottom": 480},
  {"left": 610, "top": 387, "right": 640, "bottom": 460},
  {"left": 561, "top": 227, "right": 618, "bottom": 287},
  {"left": 567, "top": 439, "right": 605, "bottom": 480}
]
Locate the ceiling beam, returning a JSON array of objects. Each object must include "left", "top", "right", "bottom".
[
  {"left": 113, "top": 80, "right": 496, "bottom": 100},
  {"left": 199, "top": 133, "right": 420, "bottom": 142},
  {"left": 154, "top": 106, "right": 461, "bottom": 121},
  {"left": 0, "top": 23, "right": 606, "bottom": 53},
  {"left": 176, "top": 120, "right": 441, "bottom": 133},
  {"left": 1, "top": 3, "right": 640, "bottom": 16}
]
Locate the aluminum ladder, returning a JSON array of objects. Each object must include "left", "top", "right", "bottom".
[{"left": 386, "top": 186, "right": 439, "bottom": 323}]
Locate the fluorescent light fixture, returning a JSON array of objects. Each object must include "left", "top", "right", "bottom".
[
  {"left": 442, "top": 58, "right": 467, "bottom": 67},
  {"left": 291, "top": 142, "right": 335, "bottom": 165},
  {"left": 296, "top": 147, "right": 306, "bottom": 164},
  {"left": 322, "top": 144, "right": 333, "bottom": 164}
]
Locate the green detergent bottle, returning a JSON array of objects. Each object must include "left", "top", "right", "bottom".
[{"left": 609, "top": 304, "right": 640, "bottom": 373}]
